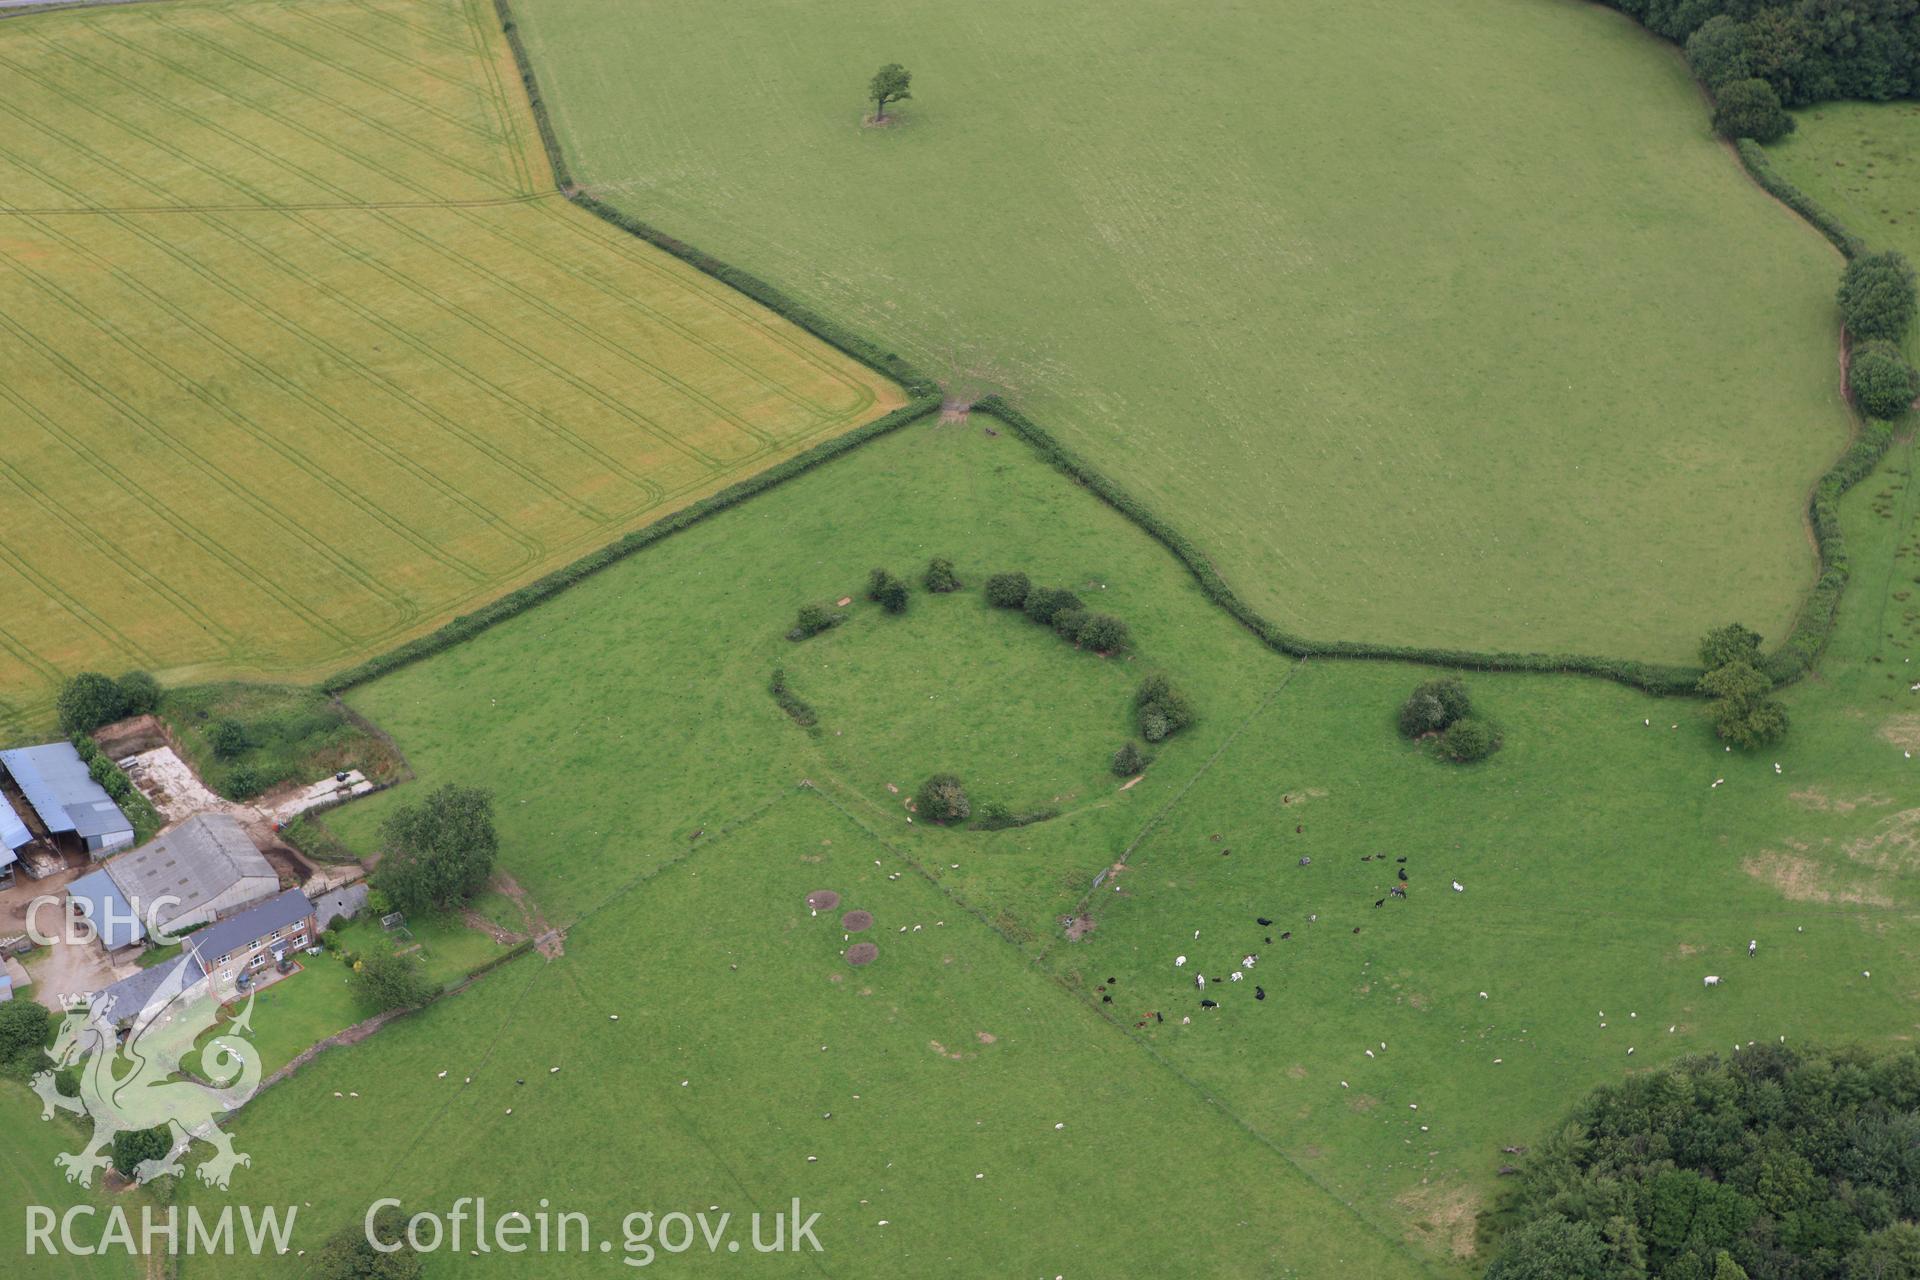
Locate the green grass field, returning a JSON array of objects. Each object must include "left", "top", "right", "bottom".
[
  {"left": 160, "top": 414, "right": 1920, "bottom": 1276},
  {"left": 509, "top": 0, "right": 1852, "bottom": 664},
  {"left": 0, "top": 1088, "right": 138, "bottom": 1280},
  {"left": 0, "top": 0, "right": 902, "bottom": 736},
  {"left": 1767, "top": 99, "right": 1920, "bottom": 368}
]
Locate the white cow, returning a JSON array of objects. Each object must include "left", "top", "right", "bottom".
[{"left": 1704, "top": 975, "right": 1722, "bottom": 987}]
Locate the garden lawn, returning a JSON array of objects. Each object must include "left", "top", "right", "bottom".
[
  {"left": 1767, "top": 99, "right": 1920, "bottom": 367},
  {"left": 0, "top": 0, "right": 902, "bottom": 738},
  {"left": 509, "top": 0, "right": 1850, "bottom": 663}
]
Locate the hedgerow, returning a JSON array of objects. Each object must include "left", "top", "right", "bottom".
[
  {"left": 319, "top": 0, "right": 1891, "bottom": 712},
  {"left": 767, "top": 668, "right": 820, "bottom": 732},
  {"left": 323, "top": 398, "right": 932, "bottom": 693}
]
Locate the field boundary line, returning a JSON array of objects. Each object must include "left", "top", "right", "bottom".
[{"left": 477, "top": 0, "right": 1881, "bottom": 701}]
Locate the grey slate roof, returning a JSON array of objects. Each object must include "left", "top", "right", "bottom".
[
  {"left": 0, "top": 743, "right": 131, "bottom": 840},
  {"left": 67, "top": 867, "right": 145, "bottom": 950},
  {"left": 190, "top": 888, "right": 314, "bottom": 963},
  {"left": 104, "top": 813, "right": 274, "bottom": 931},
  {"left": 92, "top": 951, "right": 207, "bottom": 1027}
]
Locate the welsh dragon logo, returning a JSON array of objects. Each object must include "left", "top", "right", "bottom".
[{"left": 30, "top": 959, "right": 262, "bottom": 1189}]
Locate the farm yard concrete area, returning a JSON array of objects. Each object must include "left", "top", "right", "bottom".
[
  {"left": 509, "top": 0, "right": 1853, "bottom": 664},
  {"left": 3, "top": 0, "right": 1919, "bottom": 1278},
  {"left": 0, "top": 0, "right": 902, "bottom": 736}
]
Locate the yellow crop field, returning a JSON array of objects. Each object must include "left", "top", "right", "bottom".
[{"left": 0, "top": 0, "right": 904, "bottom": 734}]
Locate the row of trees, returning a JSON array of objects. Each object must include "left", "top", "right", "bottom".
[
  {"left": 1483, "top": 1042, "right": 1920, "bottom": 1280},
  {"left": 1665, "top": 1, "right": 1920, "bottom": 111},
  {"left": 1839, "top": 253, "right": 1919, "bottom": 419},
  {"left": 986, "top": 571, "right": 1133, "bottom": 655}
]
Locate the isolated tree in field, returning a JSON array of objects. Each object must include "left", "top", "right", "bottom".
[
  {"left": 1711, "top": 78, "right": 1792, "bottom": 143},
  {"left": 1838, "top": 251, "right": 1918, "bottom": 344},
  {"left": 1111, "top": 741, "right": 1147, "bottom": 777},
  {"left": 1699, "top": 659, "right": 1787, "bottom": 749},
  {"left": 915, "top": 773, "right": 969, "bottom": 823},
  {"left": 1698, "top": 621, "right": 1763, "bottom": 671},
  {"left": 868, "top": 63, "right": 911, "bottom": 123},
  {"left": 375, "top": 783, "right": 498, "bottom": 916},
  {"left": 351, "top": 950, "right": 437, "bottom": 1013},
  {"left": 1849, "top": 342, "right": 1919, "bottom": 419}
]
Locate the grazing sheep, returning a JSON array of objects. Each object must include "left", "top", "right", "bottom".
[{"left": 1704, "top": 975, "right": 1721, "bottom": 987}]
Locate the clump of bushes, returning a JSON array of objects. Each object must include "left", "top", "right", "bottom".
[
  {"left": 54, "top": 670, "right": 160, "bottom": 735},
  {"left": 915, "top": 773, "right": 970, "bottom": 824},
  {"left": 1440, "top": 718, "right": 1497, "bottom": 763},
  {"left": 767, "top": 668, "right": 818, "bottom": 731},
  {"left": 787, "top": 602, "right": 842, "bottom": 641},
  {"left": 868, "top": 567, "right": 910, "bottom": 614},
  {"left": 1398, "top": 676, "right": 1499, "bottom": 762},
  {"left": 1023, "top": 586, "right": 1083, "bottom": 626},
  {"left": 1077, "top": 613, "right": 1131, "bottom": 654},
  {"left": 1697, "top": 621, "right": 1787, "bottom": 748},
  {"left": 972, "top": 802, "right": 1058, "bottom": 831},
  {"left": 1838, "top": 251, "right": 1916, "bottom": 345},
  {"left": 1397, "top": 676, "right": 1471, "bottom": 738},
  {"left": 924, "top": 557, "right": 960, "bottom": 593},
  {"left": 1051, "top": 605, "right": 1089, "bottom": 640},
  {"left": 1849, "top": 341, "right": 1918, "bottom": 420},
  {"left": 984, "top": 571, "right": 1031, "bottom": 609},
  {"left": 209, "top": 718, "right": 250, "bottom": 760},
  {"left": 1135, "top": 675, "right": 1194, "bottom": 743},
  {"left": 1111, "top": 741, "right": 1148, "bottom": 777},
  {"left": 1710, "top": 77, "right": 1792, "bottom": 143}
]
